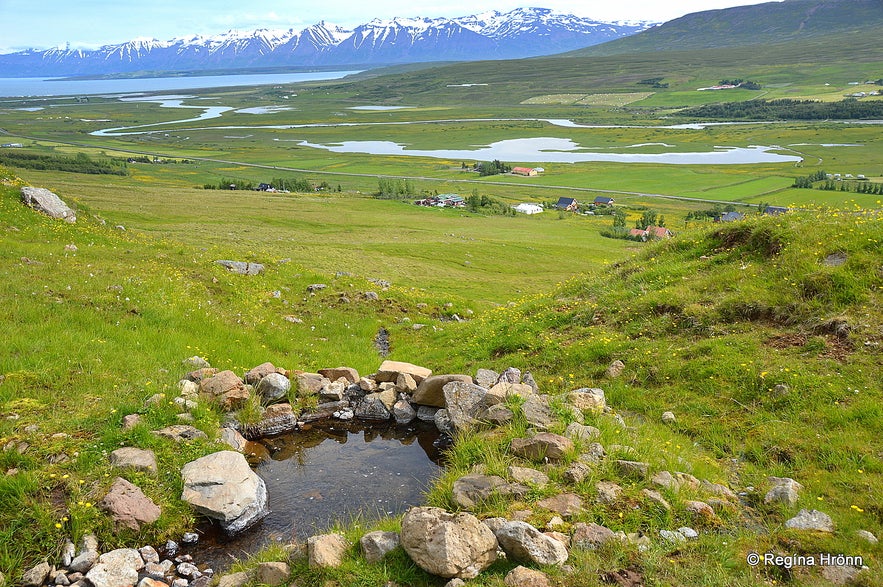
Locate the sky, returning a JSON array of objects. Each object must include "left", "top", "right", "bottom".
[{"left": 0, "top": 0, "right": 780, "bottom": 54}]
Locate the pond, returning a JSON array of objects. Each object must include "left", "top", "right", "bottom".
[{"left": 182, "top": 420, "right": 443, "bottom": 571}]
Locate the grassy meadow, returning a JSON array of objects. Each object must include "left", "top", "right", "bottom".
[{"left": 1, "top": 44, "right": 882, "bottom": 585}]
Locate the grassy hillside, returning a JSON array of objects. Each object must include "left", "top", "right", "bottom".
[{"left": 2, "top": 158, "right": 881, "bottom": 585}]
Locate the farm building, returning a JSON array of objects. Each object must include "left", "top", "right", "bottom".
[
  {"left": 514, "top": 203, "right": 543, "bottom": 214},
  {"left": 717, "top": 211, "right": 745, "bottom": 222},
  {"left": 512, "top": 167, "right": 539, "bottom": 176},
  {"left": 594, "top": 196, "right": 615, "bottom": 206},
  {"left": 415, "top": 194, "right": 465, "bottom": 208},
  {"left": 555, "top": 197, "right": 579, "bottom": 211},
  {"left": 629, "top": 228, "right": 648, "bottom": 241},
  {"left": 646, "top": 226, "right": 673, "bottom": 239},
  {"left": 764, "top": 206, "right": 790, "bottom": 216}
]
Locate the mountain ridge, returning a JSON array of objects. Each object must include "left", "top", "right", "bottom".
[{"left": 0, "top": 7, "right": 654, "bottom": 77}]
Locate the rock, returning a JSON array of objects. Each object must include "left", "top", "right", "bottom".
[
  {"left": 319, "top": 380, "right": 346, "bottom": 402},
  {"left": 505, "top": 566, "right": 551, "bottom": 587},
  {"left": 445, "top": 580, "right": 466, "bottom": 587},
  {"left": 651, "top": 471, "right": 680, "bottom": 491},
  {"left": 400, "top": 507, "right": 498, "bottom": 579},
  {"left": 764, "top": 477, "right": 803, "bottom": 506},
  {"left": 488, "top": 382, "right": 533, "bottom": 402},
  {"left": 180, "top": 451, "right": 268, "bottom": 534},
  {"left": 318, "top": 367, "right": 359, "bottom": 384},
  {"left": 215, "top": 260, "right": 264, "bottom": 275},
  {"left": 254, "top": 562, "right": 290, "bottom": 586},
  {"left": 306, "top": 283, "right": 327, "bottom": 292},
  {"left": 175, "top": 562, "right": 200, "bottom": 579},
  {"left": 413, "top": 375, "right": 473, "bottom": 407},
  {"left": 605, "top": 360, "right": 625, "bottom": 378},
  {"left": 358, "top": 377, "right": 377, "bottom": 392},
  {"left": 567, "top": 388, "right": 606, "bottom": 413},
  {"left": 537, "top": 493, "right": 583, "bottom": 518},
  {"left": 244, "top": 362, "right": 276, "bottom": 385},
  {"left": 661, "top": 411, "right": 676, "bottom": 424},
  {"left": 295, "top": 373, "right": 330, "bottom": 395},
  {"left": 572, "top": 522, "right": 616, "bottom": 550},
  {"left": 563, "top": 462, "right": 593, "bottom": 484},
  {"left": 484, "top": 404, "right": 514, "bottom": 425},
  {"left": 785, "top": 509, "right": 834, "bottom": 532},
  {"left": 615, "top": 460, "right": 650, "bottom": 479},
  {"left": 121, "top": 414, "right": 141, "bottom": 430},
  {"left": 678, "top": 527, "right": 699, "bottom": 539},
  {"left": 856, "top": 529, "right": 878, "bottom": 544},
  {"left": 144, "top": 561, "right": 173, "bottom": 579},
  {"left": 580, "top": 442, "right": 606, "bottom": 464},
  {"left": 521, "top": 394, "right": 554, "bottom": 430},
  {"left": 238, "top": 404, "right": 297, "bottom": 438},
  {"left": 137, "top": 546, "right": 159, "bottom": 565},
  {"left": 642, "top": 489, "right": 672, "bottom": 511},
  {"left": 443, "top": 381, "right": 492, "bottom": 429},
  {"left": 153, "top": 425, "right": 207, "bottom": 443},
  {"left": 21, "top": 187, "right": 76, "bottom": 223},
  {"left": 522, "top": 372, "right": 540, "bottom": 394},
  {"left": 256, "top": 373, "right": 291, "bottom": 404},
  {"left": 659, "top": 530, "right": 686, "bottom": 545},
  {"left": 218, "top": 427, "right": 248, "bottom": 452},
  {"left": 495, "top": 521, "right": 568, "bottom": 566},
  {"left": 820, "top": 565, "right": 865, "bottom": 586},
  {"left": 773, "top": 383, "right": 790, "bottom": 396},
  {"left": 474, "top": 369, "right": 499, "bottom": 388},
  {"left": 497, "top": 367, "right": 522, "bottom": 384},
  {"left": 674, "top": 472, "right": 701, "bottom": 491},
  {"left": 452, "top": 474, "right": 510, "bottom": 509},
  {"left": 182, "top": 356, "right": 211, "bottom": 370},
  {"left": 215, "top": 572, "right": 250, "bottom": 587},
  {"left": 99, "top": 477, "right": 161, "bottom": 531},
  {"left": 396, "top": 372, "right": 418, "bottom": 393},
  {"left": 307, "top": 534, "right": 351, "bottom": 568},
  {"left": 510, "top": 433, "right": 573, "bottom": 462},
  {"left": 22, "top": 562, "right": 51, "bottom": 587},
  {"left": 199, "top": 371, "right": 249, "bottom": 410},
  {"left": 434, "top": 409, "right": 454, "bottom": 435},
  {"left": 86, "top": 549, "right": 144, "bottom": 587},
  {"left": 392, "top": 399, "right": 417, "bottom": 425},
  {"left": 137, "top": 579, "right": 168, "bottom": 587},
  {"left": 375, "top": 361, "right": 432, "bottom": 385},
  {"left": 416, "top": 405, "right": 439, "bottom": 422},
  {"left": 355, "top": 394, "right": 391, "bottom": 421},
  {"left": 185, "top": 368, "right": 218, "bottom": 383},
  {"left": 109, "top": 447, "right": 158, "bottom": 475},
  {"left": 563, "top": 422, "right": 600, "bottom": 443},
  {"left": 62, "top": 539, "right": 76, "bottom": 567},
  {"left": 701, "top": 480, "right": 737, "bottom": 500},
  {"left": 508, "top": 466, "right": 549, "bottom": 487},
  {"left": 595, "top": 481, "right": 623, "bottom": 505},
  {"left": 69, "top": 535, "right": 100, "bottom": 573},
  {"left": 684, "top": 500, "right": 716, "bottom": 523},
  {"left": 360, "top": 531, "right": 400, "bottom": 563}
]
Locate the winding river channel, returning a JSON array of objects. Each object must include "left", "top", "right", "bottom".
[{"left": 85, "top": 95, "right": 822, "bottom": 165}]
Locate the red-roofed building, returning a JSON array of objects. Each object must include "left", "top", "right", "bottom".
[
  {"left": 512, "top": 167, "right": 538, "bottom": 176},
  {"left": 646, "top": 226, "right": 672, "bottom": 239}
]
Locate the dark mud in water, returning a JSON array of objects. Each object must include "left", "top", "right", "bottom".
[{"left": 183, "top": 420, "right": 443, "bottom": 571}]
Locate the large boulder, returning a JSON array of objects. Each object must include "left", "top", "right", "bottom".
[
  {"left": 443, "top": 381, "right": 492, "bottom": 429},
  {"left": 256, "top": 372, "right": 291, "bottom": 404},
  {"left": 215, "top": 260, "right": 264, "bottom": 275},
  {"left": 307, "top": 534, "right": 351, "bottom": 568},
  {"left": 785, "top": 509, "right": 834, "bottom": 532},
  {"left": 86, "top": 549, "right": 144, "bottom": 587},
  {"left": 199, "top": 370, "right": 249, "bottom": 410},
  {"left": 510, "top": 433, "right": 573, "bottom": 462},
  {"left": 413, "top": 375, "right": 474, "bottom": 408},
  {"left": 374, "top": 361, "right": 432, "bottom": 385},
  {"left": 318, "top": 367, "right": 359, "bottom": 384},
  {"left": 452, "top": 474, "right": 509, "bottom": 509},
  {"left": 400, "top": 507, "right": 498, "bottom": 579},
  {"left": 180, "top": 451, "right": 268, "bottom": 534},
  {"left": 99, "top": 477, "right": 161, "bottom": 531},
  {"left": 21, "top": 187, "right": 76, "bottom": 223},
  {"left": 494, "top": 521, "right": 568, "bottom": 566}
]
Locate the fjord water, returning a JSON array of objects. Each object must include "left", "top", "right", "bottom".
[
  {"left": 185, "top": 420, "right": 443, "bottom": 570},
  {"left": 0, "top": 70, "right": 359, "bottom": 98}
]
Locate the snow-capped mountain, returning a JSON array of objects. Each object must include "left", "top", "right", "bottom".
[{"left": 0, "top": 7, "right": 656, "bottom": 77}]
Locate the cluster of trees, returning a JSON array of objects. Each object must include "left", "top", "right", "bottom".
[
  {"left": 375, "top": 178, "right": 417, "bottom": 200},
  {"left": 638, "top": 77, "right": 668, "bottom": 88},
  {"left": 475, "top": 160, "right": 512, "bottom": 177},
  {"left": 0, "top": 151, "right": 127, "bottom": 175},
  {"left": 203, "top": 176, "right": 326, "bottom": 192},
  {"left": 465, "top": 192, "right": 516, "bottom": 216},
  {"left": 792, "top": 170, "right": 829, "bottom": 188},
  {"left": 818, "top": 180, "right": 883, "bottom": 195},
  {"left": 678, "top": 99, "right": 883, "bottom": 120},
  {"left": 635, "top": 209, "right": 665, "bottom": 230},
  {"left": 686, "top": 204, "right": 739, "bottom": 220}
]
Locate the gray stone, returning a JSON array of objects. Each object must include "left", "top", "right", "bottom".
[
  {"left": 413, "top": 375, "right": 473, "bottom": 407},
  {"left": 595, "top": 481, "right": 623, "bottom": 505},
  {"left": 522, "top": 372, "right": 540, "bottom": 394},
  {"left": 678, "top": 527, "right": 699, "bottom": 539},
  {"left": 487, "top": 382, "right": 533, "bottom": 403},
  {"left": 392, "top": 399, "right": 417, "bottom": 424},
  {"left": 537, "top": 493, "right": 583, "bottom": 518},
  {"left": 661, "top": 411, "right": 677, "bottom": 424},
  {"left": 497, "top": 367, "right": 522, "bottom": 384},
  {"left": 99, "top": 477, "right": 161, "bottom": 531},
  {"left": 452, "top": 474, "right": 509, "bottom": 509},
  {"left": 296, "top": 373, "right": 330, "bottom": 395},
  {"left": 69, "top": 535, "right": 100, "bottom": 573},
  {"left": 505, "top": 566, "right": 550, "bottom": 587},
  {"left": 215, "top": 260, "right": 264, "bottom": 275},
  {"left": 244, "top": 362, "right": 276, "bottom": 385},
  {"left": 494, "top": 521, "right": 568, "bottom": 566},
  {"left": 443, "top": 381, "right": 491, "bottom": 429},
  {"left": 564, "top": 422, "right": 600, "bottom": 442},
  {"left": 820, "top": 565, "right": 865, "bottom": 586},
  {"left": 395, "top": 372, "right": 418, "bottom": 393},
  {"left": 764, "top": 477, "right": 804, "bottom": 506},
  {"left": 605, "top": 360, "right": 625, "bottom": 378},
  {"left": 109, "top": 447, "right": 158, "bottom": 475},
  {"left": 182, "top": 356, "right": 211, "bottom": 370},
  {"left": 175, "top": 563, "right": 200, "bottom": 579},
  {"left": 86, "top": 549, "right": 144, "bottom": 587},
  {"left": 21, "top": 187, "right": 76, "bottom": 223},
  {"left": 400, "top": 507, "right": 498, "bottom": 579},
  {"left": 510, "top": 433, "right": 573, "bottom": 462},
  {"left": 354, "top": 394, "right": 391, "bottom": 421},
  {"left": 215, "top": 572, "right": 250, "bottom": 587},
  {"left": 474, "top": 369, "right": 499, "bottom": 389},
  {"left": 198, "top": 370, "right": 249, "bottom": 410},
  {"left": 856, "top": 529, "right": 878, "bottom": 544},
  {"left": 374, "top": 361, "right": 431, "bottom": 385},
  {"left": 484, "top": 404, "right": 514, "bottom": 425},
  {"left": 144, "top": 561, "right": 173, "bottom": 579},
  {"left": 642, "top": 488, "right": 672, "bottom": 511},
  {"left": 563, "top": 462, "right": 593, "bottom": 484},
  {"left": 22, "top": 562, "right": 51, "bottom": 587},
  {"left": 508, "top": 466, "right": 549, "bottom": 487},
  {"left": 218, "top": 427, "right": 248, "bottom": 452},
  {"left": 307, "top": 534, "right": 350, "bottom": 568},
  {"left": 319, "top": 380, "right": 346, "bottom": 402},
  {"left": 785, "top": 509, "right": 834, "bottom": 532},
  {"left": 180, "top": 451, "right": 268, "bottom": 534},
  {"left": 416, "top": 405, "right": 439, "bottom": 422},
  {"left": 153, "top": 425, "right": 208, "bottom": 443},
  {"left": 317, "top": 367, "right": 359, "bottom": 384},
  {"left": 701, "top": 480, "right": 737, "bottom": 500},
  {"left": 136, "top": 579, "right": 168, "bottom": 587},
  {"left": 434, "top": 409, "right": 454, "bottom": 435},
  {"left": 360, "top": 530, "right": 400, "bottom": 563},
  {"left": 62, "top": 539, "right": 76, "bottom": 567},
  {"left": 652, "top": 471, "right": 680, "bottom": 491},
  {"left": 660, "top": 530, "right": 686, "bottom": 545},
  {"left": 684, "top": 500, "right": 716, "bottom": 522},
  {"left": 571, "top": 522, "right": 616, "bottom": 550},
  {"left": 615, "top": 460, "right": 650, "bottom": 478},
  {"left": 256, "top": 373, "right": 290, "bottom": 404},
  {"left": 521, "top": 394, "right": 554, "bottom": 430}
]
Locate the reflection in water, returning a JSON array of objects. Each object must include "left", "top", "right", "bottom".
[{"left": 181, "top": 420, "right": 443, "bottom": 571}]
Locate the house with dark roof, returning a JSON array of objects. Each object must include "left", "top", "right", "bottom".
[
  {"left": 764, "top": 206, "right": 790, "bottom": 216},
  {"left": 594, "top": 196, "right": 615, "bottom": 206},
  {"left": 718, "top": 211, "right": 745, "bottom": 222},
  {"left": 556, "top": 197, "right": 579, "bottom": 211}
]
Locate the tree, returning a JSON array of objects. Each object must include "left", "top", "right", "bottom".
[
  {"left": 612, "top": 210, "right": 626, "bottom": 228},
  {"left": 636, "top": 210, "right": 658, "bottom": 230}
]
